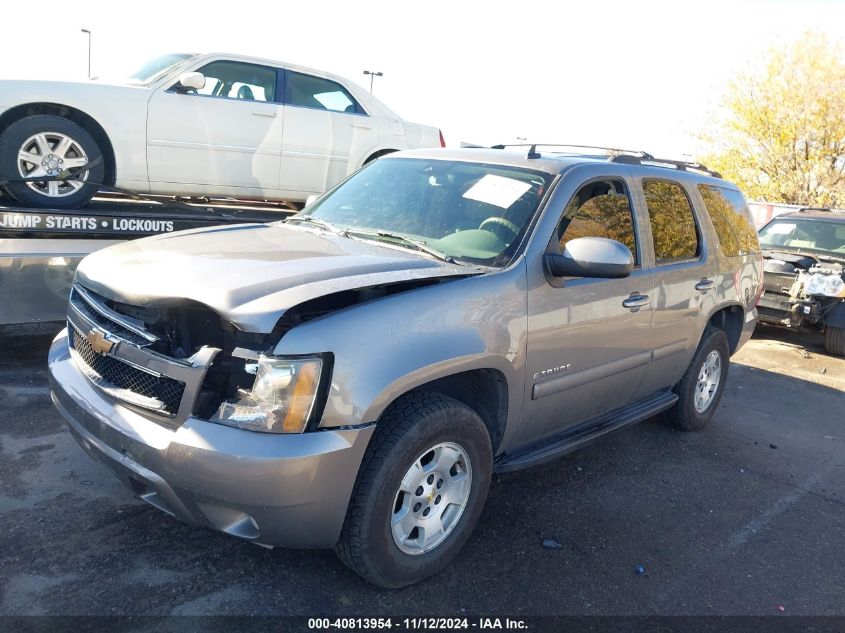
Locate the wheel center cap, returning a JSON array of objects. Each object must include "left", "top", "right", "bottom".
[{"left": 47, "top": 159, "right": 59, "bottom": 170}]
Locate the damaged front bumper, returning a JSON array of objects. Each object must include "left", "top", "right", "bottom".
[
  {"left": 758, "top": 287, "right": 841, "bottom": 328},
  {"left": 757, "top": 291, "right": 816, "bottom": 327},
  {"left": 48, "top": 328, "right": 374, "bottom": 548}
]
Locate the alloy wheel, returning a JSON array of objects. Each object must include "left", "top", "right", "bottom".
[
  {"left": 17, "top": 132, "right": 89, "bottom": 197},
  {"left": 391, "top": 442, "right": 472, "bottom": 555},
  {"left": 694, "top": 350, "right": 722, "bottom": 413}
]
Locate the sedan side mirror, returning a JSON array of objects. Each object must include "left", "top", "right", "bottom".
[
  {"left": 545, "top": 236, "right": 634, "bottom": 279},
  {"left": 175, "top": 72, "right": 206, "bottom": 92}
]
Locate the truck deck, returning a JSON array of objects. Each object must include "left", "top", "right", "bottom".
[{"left": 0, "top": 193, "right": 296, "bottom": 334}]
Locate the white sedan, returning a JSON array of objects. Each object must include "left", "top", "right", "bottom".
[{"left": 0, "top": 53, "right": 443, "bottom": 209}]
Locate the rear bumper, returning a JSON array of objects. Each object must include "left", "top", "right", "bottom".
[
  {"left": 48, "top": 329, "right": 374, "bottom": 548},
  {"left": 736, "top": 306, "right": 758, "bottom": 352}
]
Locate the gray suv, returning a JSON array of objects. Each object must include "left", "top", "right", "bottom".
[{"left": 48, "top": 146, "right": 761, "bottom": 587}]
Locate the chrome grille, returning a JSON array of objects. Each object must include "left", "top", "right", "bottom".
[
  {"left": 69, "top": 288, "right": 151, "bottom": 347},
  {"left": 71, "top": 326, "right": 185, "bottom": 415},
  {"left": 66, "top": 283, "right": 219, "bottom": 424}
]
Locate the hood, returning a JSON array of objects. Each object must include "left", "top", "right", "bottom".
[
  {"left": 77, "top": 223, "right": 473, "bottom": 333},
  {"left": 763, "top": 247, "right": 845, "bottom": 267}
]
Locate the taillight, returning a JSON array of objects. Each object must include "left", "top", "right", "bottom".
[
  {"left": 439, "top": 129, "right": 446, "bottom": 148},
  {"left": 753, "top": 252, "right": 765, "bottom": 306}
]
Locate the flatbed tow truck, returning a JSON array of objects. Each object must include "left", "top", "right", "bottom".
[{"left": 0, "top": 192, "right": 295, "bottom": 336}]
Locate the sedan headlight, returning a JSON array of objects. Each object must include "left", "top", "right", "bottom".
[
  {"left": 211, "top": 356, "right": 323, "bottom": 433},
  {"left": 805, "top": 273, "right": 845, "bottom": 298}
]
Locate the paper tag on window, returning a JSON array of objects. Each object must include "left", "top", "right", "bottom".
[
  {"left": 769, "top": 222, "right": 796, "bottom": 235},
  {"left": 462, "top": 175, "right": 532, "bottom": 209}
]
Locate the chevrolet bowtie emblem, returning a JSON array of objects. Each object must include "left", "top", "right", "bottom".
[{"left": 85, "top": 327, "right": 115, "bottom": 355}]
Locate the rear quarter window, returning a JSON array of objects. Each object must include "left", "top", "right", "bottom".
[{"left": 698, "top": 185, "right": 760, "bottom": 256}]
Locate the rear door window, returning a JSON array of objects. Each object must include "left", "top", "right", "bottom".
[
  {"left": 698, "top": 185, "right": 760, "bottom": 255},
  {"left": 642, "top": 179, "right": 700, "bottom": 263},
  {"left": 286, "top": 72, "right": 363, "bottom": 114}
]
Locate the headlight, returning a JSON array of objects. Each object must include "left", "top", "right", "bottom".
[
  {"left": 805, "top": 273, "right": 845, "bottom": 298},
  {"left": 826, "top": 275, "right": 845, "bottom": 297},
  {"left": 211, "top": 356, "right": 323, "bottom": 433}
]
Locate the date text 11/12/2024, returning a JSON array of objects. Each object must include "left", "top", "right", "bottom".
[{"left": 307, "top": 617, "right": 528, "bottom": 630}]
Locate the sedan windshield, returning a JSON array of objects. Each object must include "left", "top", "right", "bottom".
[
  {"left": 295, "top": 158, "right": 553, "bottom": 266},
  {"left": 126, "top": 54, "right": 196, "bottom": 84},
  {"left": 759, "top": 218, "right": 845, "bottom": 256}
]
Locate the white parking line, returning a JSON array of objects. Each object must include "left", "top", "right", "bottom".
[{"left": 727, "top": 461, "right": 840, "bottom": 549}]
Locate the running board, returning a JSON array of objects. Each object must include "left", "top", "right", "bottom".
[{"left": 494, "top": 390, "right": 678, "bottom": 473}]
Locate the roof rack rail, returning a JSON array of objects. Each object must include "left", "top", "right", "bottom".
[
  {"left": 798, "top": 207, "right": 831, "bottom": 213},
  {"left": 490, "top": 143, "right": 653, "bottom": 161},
  {"left": 610, "top": 154, "right": 723, "bottom": 179}
]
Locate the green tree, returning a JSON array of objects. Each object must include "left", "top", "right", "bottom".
[{"left": 701, "top": 32, "right": 845, "bottom": 207}]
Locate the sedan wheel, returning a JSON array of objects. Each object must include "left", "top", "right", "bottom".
[
  {"left": 0, "top": 114, "right": 104, "bottom": 209},
  {"left": 18, "top": 131, "right": 90, "bottom": 198}
]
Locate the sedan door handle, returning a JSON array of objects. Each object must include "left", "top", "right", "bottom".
[
  {"left": 252, "top": 111, "right": 277, "bottom": 118},
  {"left": 695, "top": 278, "right": 715, "bottom": 292},
  {"left": 351, "top": 123, "right": 374, "bottom": 130},
  {"left": 622, "top": 293, "right": 650, "bottom": 310}
]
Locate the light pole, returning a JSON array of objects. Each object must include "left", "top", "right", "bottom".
[
  {"left": 362, "top": 70, "right": 383, "bottom": 93},
  {"left": 81, "top": 29, "right": 92, "bottom": 79}
]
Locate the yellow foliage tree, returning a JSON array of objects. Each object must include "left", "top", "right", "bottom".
[{"left": 702, "top": 32, "right": 845, "bottom": 206}]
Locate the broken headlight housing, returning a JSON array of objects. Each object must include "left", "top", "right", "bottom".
[
  {"left": 805, "top": 273, "right": 845, "bottom": 298},
  {"left": 211, "top": 356, "right": 323, "bottom": 433}
]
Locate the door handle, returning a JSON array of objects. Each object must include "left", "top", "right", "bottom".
[
  {"left": 351, "top": 123, "right": 374, "bottom": 130},
  {"left": 252, "top": 111, "right": 277, "bottom": 118},
  {"left": 695, "top": 278, "right": 715, "bottom": 292},
  {"left": 622, "top": 293, "right": 650, "bottom": 309}
]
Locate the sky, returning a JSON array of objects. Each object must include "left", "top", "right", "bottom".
[{"left": 2, "top": 0, "right": 845, "bottom": 159}]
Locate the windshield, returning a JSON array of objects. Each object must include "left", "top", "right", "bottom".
[
  {"left": 126, "top": 54, "right": 196, "bottom": 84},
  {"left": 296, "top": 158, "right": 553, "bottom": 266},
  {"left": 759, "top": 217, "right": 845, "bottom": 256}
]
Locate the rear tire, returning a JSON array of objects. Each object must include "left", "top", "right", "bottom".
[
  {"left": 335, "top": 391, "right": 492, "bottom": 588},
  {"left": 0, "top": 115, "right": 104, "bottom": 209},
  {"left": 666, "top": 326, "right": 731, "bottom": 432},
  {"left": 825, "top": 325, "right": 845, "bottom": 357}
]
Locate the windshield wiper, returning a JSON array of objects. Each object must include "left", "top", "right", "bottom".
[
  {"left": 344, "top": 229, "right": 456, "bottom": 264},
  {"left": 285, "top": 215, "right": 342, "bottom": 235}
]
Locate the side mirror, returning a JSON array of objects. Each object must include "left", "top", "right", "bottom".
[
  {"left": 545, "top": 236, "right": 634, "bottom": 279},
  {"left": 174, "top": 71, "right": 206, "bottom": 92}
]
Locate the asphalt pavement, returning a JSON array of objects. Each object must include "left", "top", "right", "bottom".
[{"left": 0, "top": 325, "right": 843, "bottom": 617}]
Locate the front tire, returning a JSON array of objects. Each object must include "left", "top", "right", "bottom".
[
  {"left": 825, "top": 325, "right": 845, "bottom": 357},
  {"left": 666, "top": 326, "right": 731, "bottom": 432},
  {"left": 336, "top": 392, "right": 492, "bottom": 588},
  {"left": 0, "top": 115, "right": 104, "bottom": 209}
]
